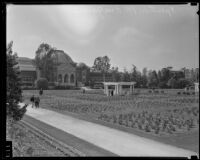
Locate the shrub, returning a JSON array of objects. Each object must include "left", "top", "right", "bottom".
[
  {"left": 145, "top": 124, "right": 151, "bottom": 132},
  {"left": 177, "top": 92, "right": 181, "bottom": 95},
  {"left": 131, "top": 121, "right": 136, "bottom": 128},
  {"left": 54, "top": 85, "right": 75, "bottom": 90},
  {"left": 155, "top": 127, "right": 160, "bottom": 134},
  {"left": 118, "top": 114, "right": 123, "bottom": 125},
  {"left": 36, "top": 78, "right": 48, "bottom": 90},
  {"left": 48, "top": 82, "right": 55, "bottom": 86},
  {"left": 148, "top": 90, "right": 152, "bottom": 93},
  {"left": 155, "top": 90, "right": 159, "bottom": 94},
  {"left": 113, "top": 115, "right": 117, "bottom": 123}
]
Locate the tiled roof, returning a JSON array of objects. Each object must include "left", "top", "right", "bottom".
[
  {"left": 16, "top": 57, "right": 36, "bottom": 71},
  {"left": 19, "top": 65, "right": 36, "bottom": 71}
]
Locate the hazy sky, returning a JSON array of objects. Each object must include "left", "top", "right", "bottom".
[{"left": 7, "top": 4, "right": 199, "bottom": 72}]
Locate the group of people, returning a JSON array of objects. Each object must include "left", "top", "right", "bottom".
[{"left": 30, "top": 88, "right": 43, "bottom": 108}]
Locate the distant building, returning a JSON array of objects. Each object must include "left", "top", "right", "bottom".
[
  {"left": 183, "top": 68, "right": 199, "bottom": 81},
  {"left": 16, "top": 57, "right": 37, "bottom": 87},
  {"left": 170, "top": 70, "right": 184, "bottom": 79},
  {"left": 48, "top": 50, "right": 76, "bottom": 87},
  {"left": 16, "top": 50, "right": 77, "bottom": 88}
]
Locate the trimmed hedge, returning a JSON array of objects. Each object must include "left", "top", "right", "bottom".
[{"left": 36, "top": 78, "right": 48, "bottom": 90}]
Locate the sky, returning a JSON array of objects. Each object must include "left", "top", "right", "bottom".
[{"left": 7, "top": 4, "right": 199, "bottom": 72}]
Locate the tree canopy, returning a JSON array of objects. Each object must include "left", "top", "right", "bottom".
[
  {"left": 93, "top": 55, "right": 111, "bottom": 82},
  {"left": 7, "top": 41, "right": 27, "bottom": 121},
  {"left": 34, "top": 43, "right": 56, "bottom": 81}
]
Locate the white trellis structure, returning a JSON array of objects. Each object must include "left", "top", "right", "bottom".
[
  {"left": 103, "top": 82, "right": 136, "bottom": 96},
  {"left": 194, "top": 82, "right": 199, "bottom": 93}
]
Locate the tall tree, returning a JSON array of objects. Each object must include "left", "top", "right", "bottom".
[
  {"left": 130, "top": 64, "right": 137, "bottom": 81},
  {"left": 34, "top": 43, "right": 56, "bottom": 81},
  {"left": 111, "top": 66, "right": 121, "bottom": 82},
  {"left": 141, "top": 67, "right": 148, "bottom": 88},
  {"left": 142, "top": 67, "right": 148, "bottom": 77},
  {"left": 157, "top": 70, "right": 162, "bottom": 82},
  {"left": 93, "top": 55, "right": 111, "bottom": 82},
  {"left": 121, "top": 68, "right": 131, "bottom": 82},
  {"left": 7, "top": 41, "right": 27, "bottom": 122},
  {"left": 76, "top": 62, "right": 90, "bottom": 84},
  {"left": 167, "top": 77, "right": 177, "bottom": 88},
  {"left": 147, "top": 70, "right": 159, "bottom": 88}
]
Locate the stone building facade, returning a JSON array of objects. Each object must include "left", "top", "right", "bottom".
[
  {"left": 16, "top": 57, "right": 37, "bottom": 87},
  {"left": 17, "top": 50, "right": 77, "bottom": 88}
]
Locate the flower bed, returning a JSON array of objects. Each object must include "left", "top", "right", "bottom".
[{"left": 22, "top": 90, "right": 199, "bottom": 137}]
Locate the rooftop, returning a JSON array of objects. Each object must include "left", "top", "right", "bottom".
[{"left": 103, "top": 82, "right": 136, "bottom": 85}]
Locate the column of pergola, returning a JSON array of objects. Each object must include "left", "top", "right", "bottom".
[{"left": 129, "top": 84, "right": 134, "bottom": 94}]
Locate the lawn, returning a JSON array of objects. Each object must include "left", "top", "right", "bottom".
[
  {"left": 7, "top": 121, "right": 70, "bottom": 157},
  {"left": 22, "top": 89, "right": 199, "bottom": 153}
]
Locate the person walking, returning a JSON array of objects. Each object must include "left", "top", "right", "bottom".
[
  {"left": 34, "top": 96, "right": 40, "bottom": 108},
  {"left": 111, "top": 90, "right": 114, "bottom": 96},
  {"left": 30, "top": 95, "right": 35, "bottom": 108},
  {"left": 39, "top": 88, "right": 43, "bottom": 96}
]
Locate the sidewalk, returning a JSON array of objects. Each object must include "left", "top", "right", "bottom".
[{"left": 19, "top": 103, "right": 198, "bottom": 157}]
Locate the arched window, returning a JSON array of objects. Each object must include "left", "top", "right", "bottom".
[
  {"left": 64, "top": 74, "right": 68, "bottom": 83},
  {"left": 70, "top": 74, "right": 74, "bottom": 83},
  {"left": 58, "top": 74, "right": 62, "bottom": 83}
]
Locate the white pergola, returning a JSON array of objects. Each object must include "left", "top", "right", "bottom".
[
  {"left": 194, "top": 82, "right": 199, "bottom": 92},
  {"left": 103, "top": 82, "right": 136, "bottom": 96}
]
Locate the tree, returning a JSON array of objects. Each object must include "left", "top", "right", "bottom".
[
  {"left": 34, "top": 43, "right": 56, "bottom": 81},
  {"left": 176, "top": 78, "right": 192, "bottom": 89},
  {"left": 167, "top": 77, "right": 177, "bottom": 88},
  {"left": 141, "top": 68, "right": 148, "bottom": 88},
  {"left": 7, "top": 41, "right": 27, "bottom": 121},
  {"left": 161, "top": 67, "right": 171, "bottom": 81},
  {"left": 76, "top": 62, "right": 90, "bottom": 85},
  {"left": 121, "top": 68, "right": 131, "bottom": 82},
  {"left": 130, "top": 64, "right": 137, "bottom": 81},
  {"left": 147, "top": 70, "right": 159, "bottom": 88},
  {"left": 130, "top": 65, "right": 142, "bottom": 87},
  {"left": 36, "top": 78, "right": 48, "bottom": 89},
  {"left": 93, "top": 55, "right": 111, "bottom": 82},
  {"left": 111, "top": 66, "right": 121, "bottom": 82},
  {"left": 157, "top": 70, "right": 162, "bottom": 82}
]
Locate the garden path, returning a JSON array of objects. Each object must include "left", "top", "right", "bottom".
[{"left": 19, "top": 103, "right": 198, "bottom": 157}]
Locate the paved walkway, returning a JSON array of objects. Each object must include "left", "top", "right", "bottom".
[{"left": 20, "top": 103, "right": 198, "bottom": 157}]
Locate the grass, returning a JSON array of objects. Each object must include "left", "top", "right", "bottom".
[
  {"left": 7, "top": 120, "right": 70, "bottom": 157},
  {"left": 22, "top": 89, "right": 199, "bottom": 153}
]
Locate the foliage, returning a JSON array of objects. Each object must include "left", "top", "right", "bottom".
[
  {"left": 167, "top": 77, "right": 177, "bottom": 88},
  {"left": 7, "top": 41, "right": 27, "bottom": 121},
  {"left": 93, "top": 55, "right": 111, "bottom": 82},
  {"left": 121, "top": 68, "right": 131, "bottom": 82},
  {"left": 177, "top": 78, "right": 193, "bottom": 89},
  {"left": 147, "top": 70, "right": 159, "bottom": 88},
  {"left": 111, "top": 66, "right": 121, "bottom": 82},
  {"left": 34, "top": 43, "right": 56, "bottom": 81},
  {"left": 36, "top": 78, "right": 48, "bottom": 90}
]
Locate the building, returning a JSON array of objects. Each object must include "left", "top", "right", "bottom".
[
  {"left": 183, "top": 68, "right": 199, "bottom": 81},
  {"left": 17, "top": 50, "right": 77, "bottom": 88},
  {"left": 16, "top": 57, "right": 37, "bottom": 87},
  {"left": 48, "top": 50, "right": 76, "bottom": 87}
]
